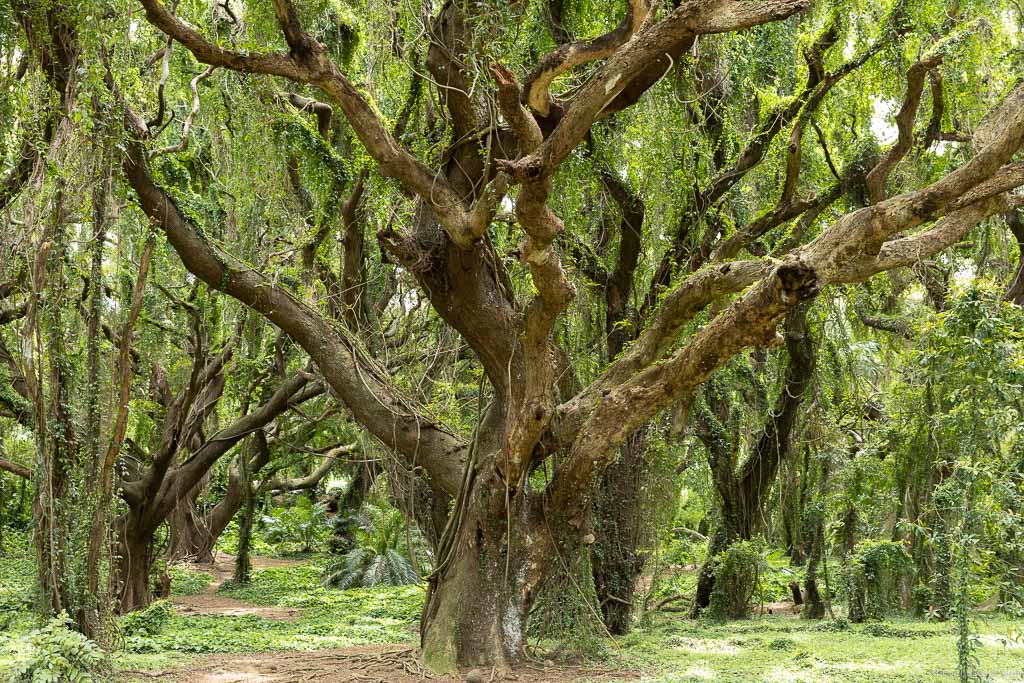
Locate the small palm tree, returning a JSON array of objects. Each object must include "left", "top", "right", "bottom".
[{"left": 322, "top": 503, "right": 421, "bottom": 589}]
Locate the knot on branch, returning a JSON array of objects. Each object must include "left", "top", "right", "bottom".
[
  {"left": 776, "top": 260, "right": 818, "bottom": 304},
  {"left": 496, "top": 156, "right": 546, "bottom": 185}
]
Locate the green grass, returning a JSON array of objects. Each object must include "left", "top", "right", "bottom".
[
  {"left": 121, "top": 561, "right": 424, "bottom": 656},
  {"left": 167, "top": 565, "right": 211, "bottom": 596},
  {"left": 611, "top": 613, "right": 1024, "bottom": 682},
  {"left": 5, "top": 545, "right": 1024, "bottom": 682}
]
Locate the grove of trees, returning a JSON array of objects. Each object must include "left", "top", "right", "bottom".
[{"left": 2, "top": 0, "right": 1024, "bottom": 677}]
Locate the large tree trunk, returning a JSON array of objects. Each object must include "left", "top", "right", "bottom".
[
  {"left": 113, "top": 517, "right": 156, "bottom": 613},
  {"left": 420, "top": 489, "right": 547, "bottom": 672},
  {"left": 591, "top": 428, "right": 648, "bottom": 634},
  {"left": 168, "top": 492, "right": 220, "bottom": 563}
]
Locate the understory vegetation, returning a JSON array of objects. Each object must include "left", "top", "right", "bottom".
[{"left": 3, "top": 0, "right": 1024, "bottom": 680}]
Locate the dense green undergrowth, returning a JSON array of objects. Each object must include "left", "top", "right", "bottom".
[{"left": 5, "top": 549, "right": 1024, "bottom": 682}]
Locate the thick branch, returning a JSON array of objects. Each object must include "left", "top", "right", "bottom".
[
  {"left": 286, "top": 92, "right": 333, "bottom": 140},
  {"left": 506, "top": 0, "right": 810, "bottom": 180},
  {"left": 136, "top": 0, "right": 474, "bottom": 241},
  {"left": 523, "top": 0, "right": 653, "bottom": 117},
  {"left": 260, "top": 442, "right": 353, "bottom": 493},
  {"left": 0, "top": 457, "right": 31, "bottom": 479},
  {"left": 121, "top": 131, "right": 468, "bottom": 496},
  {"left": 865, "top": 55, "right": 943, "bottom": 203}
]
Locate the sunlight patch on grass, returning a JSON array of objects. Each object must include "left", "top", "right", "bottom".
[
  {"left": 680, "top": 665, "right": 716, "bottom": 679},
  {"left": 827, "top": 659, "right": 900, "bottom": 672},
  {"left": 666, "top": 637, "right": 741, "bottom": 655}
]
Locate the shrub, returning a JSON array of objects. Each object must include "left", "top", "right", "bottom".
[
  {"left": 707, "top": 540, "right": 766, "bottom": 620},
  {"left": 812, "top": 617, "right": 850, "bottom": 632},
  {"left": 322, "top": 504, "right": 420, "bottom": 589},
  {"left": 119, "top": 600, "right": 174, "bottom": 637},
  {"left": 262, "top": 498, "right": 331, "bottom": 554},
  {"left": 167, "top": 566, "right": 212, "bottom": 596},
  {"left": 768, "top": 636, "right": 797, "bottom": 650},
  {"left": 842, "top": 540, "right": 912, "bottom": 622},
  {"left": 4, "top": 614, "right": 104, "bottom": 683}
]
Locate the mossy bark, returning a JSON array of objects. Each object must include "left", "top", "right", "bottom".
[
  {"left": 420, "top": 487, "right": 546, "bottom": 672},
  {"left": 591, "top": 428, "right": 648, "bottom": 634}
]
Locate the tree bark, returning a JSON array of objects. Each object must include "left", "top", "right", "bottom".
[
  {"left": 591, "top": 428, "right": 648, "bottom": 634},
  {"left": 114, "top": 517, "right": 156, "bottom": 613},
  {"left": 803, "top": 449, "right": 829, "bottom": 619},
  {"left": 420, "top": 488, "right": 547, "bottom": 672},
  {"left": 233, "top": 435, "right": 257, "bottom": 585}
]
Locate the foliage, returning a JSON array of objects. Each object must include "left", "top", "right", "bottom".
[
  {"left": 0, "top": 533, "right": 33, "bottom": 632},
  {"left": 217, "top": 518, "right": 276, "bottom": 558},
  {"left": 119, "top": 600, "right": 174, "bottom": 638},
  {"left": 5, "top": 0, "right": 1024, "bottom": 672},
  {"left": 3, "top": 615, "right": 104, "bottom": 683},
  {"left": 707, "top": 541, "right": 768, "bottom": 621},
  {"left": 124, "top": 562, "right": 424, "bottom": 655},
  {"left": 261, "top": 499, "right": 332, "bottom": 555},
  {"left": 167, "top": 566, "right": 212, "bottom": 597},
  {"left": 322, "top": 504, "right": 420, "bottom": 589},
  {"left": 843, "top": 540, "right": 913, "bottom": 622}
]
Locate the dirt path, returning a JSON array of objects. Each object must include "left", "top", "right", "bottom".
[
  {"left": 172, "top": 554, "right": 305, "bottom": 621},
  {"left": 149, "top": 558, "right": 639, "bottom": 681},
  {"left": 126, "top": 645, "right": 639, "bottom": 682}
]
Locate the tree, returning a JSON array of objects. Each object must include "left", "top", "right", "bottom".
[
  {"left": 120, "top": 0, "right": 1024, "bottom": 669},
  {"left": 691, "top": 301, "right": 816, "bottom": 613},
  {"left": 7, "top": 0, "right": 1024, "bottom": 671}
]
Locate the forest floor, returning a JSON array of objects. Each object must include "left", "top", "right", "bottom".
[
  {"left": 171, "top": 553, "right": 306, "bottom": 621},
  {"left": 4, "top": 545, "right": 1024, "bottom": 682},
  {"left": 132, "top": 646, "right": 638, "bottom": 682}
]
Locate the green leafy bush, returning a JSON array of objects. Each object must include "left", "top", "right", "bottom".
[
  {"left": 322, "top": 504, "right": 420, "bottom": 589},
  {"left": 812, "top": 617, "right": 850, "bottom": 632},
  {"left": 0, "top": 540, "right": 33, "bottom": 632},
  {"left": 168, "top": 566, "right": 212, "bottom": 596},
  {"left": 842, "top": 540, "right": 912, "bottom": 622},
  {"left": 262, "top": 499, "right": 331, "bottom": 554},
  {"left": 4, "top": 614, "right": 104, "bottom": 683},
  {"left": 707, "top": 540, "right": 767, "bottom": 620},
  {"left": 119, "top": 600, "right": 174, "bottom": 637}
]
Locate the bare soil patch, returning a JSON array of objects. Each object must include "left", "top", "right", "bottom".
[
  {"left": 756, "top": 600, "right": 802, "bottom": 617},
  {"left": 127, "top": 646, "right": 638, "bottom": 682},
  {"left": 171, "top": 554, "right": 305, "bottom": 621}
]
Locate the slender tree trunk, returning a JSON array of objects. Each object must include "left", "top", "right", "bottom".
[
  {"left": 234, "top": 436, "right": 256, "bottom": 584},
  {"left": 591, "top": 427, "right": 648, "bottom": 634},
  {"left": 803, "top": 453, "right": 830, "bottom": 619}
]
